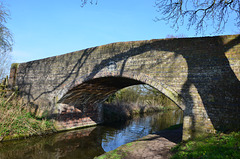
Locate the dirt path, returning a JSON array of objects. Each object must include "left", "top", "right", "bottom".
[{"left": 95, "top": 127, "right": 182, "bottom": 159}]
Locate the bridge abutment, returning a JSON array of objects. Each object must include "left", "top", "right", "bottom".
[{"left": 53, "top": 103, "right": 103, "bottom": 131}]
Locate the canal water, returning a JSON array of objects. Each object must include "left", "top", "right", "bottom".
[{"left": 0, "top": 109, "right": 183, "bottom": 159}]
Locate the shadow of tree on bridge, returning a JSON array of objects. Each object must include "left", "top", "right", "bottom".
[
  {"left": 146, "top": 35, "right": 240, "bottom": 136},
  {"left": 180, "top": 35, "right": 240, "bottom": 135},
  {"left": 79, "top": 35, "right": 240, "bottom": 135},
  {"left": 17, "top": 34, "right": 240, "bottom": 136},
  {"left": 19, "top": 47, "right": 97, "bottom": 115},
  {"left": 154, "top": 35, "right": 240, "bottom": 137}
]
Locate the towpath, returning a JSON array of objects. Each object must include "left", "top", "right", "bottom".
[{"left": 95, "top": 127, "right": 182, "bottom": 159}]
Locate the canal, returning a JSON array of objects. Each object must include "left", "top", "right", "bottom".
[{"left": 0, "top": 109, "right": 183, "bottom": 159}]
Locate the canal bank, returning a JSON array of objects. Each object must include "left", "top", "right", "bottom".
[
  {"left": 0, "top": 94, "right": 179, "bottom": 142},
  {"left": 0, "top": 110, "right": 183, "bottom": 159},
  {"left": 96, "top": 124, "right": 240, "bottom": 159},
  {"left": 103, "top": 102, "right": 178, "bottom": 123},
  {"left": 95, "top": 125, "right": 182, "bottom": 159}
]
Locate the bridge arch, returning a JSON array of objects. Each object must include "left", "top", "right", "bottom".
[
  {"left": 11, "top": 34, "right": 240, "bottom": 140},
  {"left": 56, "top": 72, "right": 185, "bottom": 111},
  {"left": 54, "top": 72, "right": 185, "bottom": 132}
]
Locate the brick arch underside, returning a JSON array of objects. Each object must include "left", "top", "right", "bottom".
[{"left": 57, "top": 73, "right": 185, "bottom": 111}]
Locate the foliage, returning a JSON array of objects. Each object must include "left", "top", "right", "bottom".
[
  {"left": 171, "top": 132, "right": 240, "bottom": 159},
  {"left": 103, "top": 102, "right": 169, "bottom": 123},
  {"left": 95, "top": 143, "right": 132, "bottom": 159},
  {"left": 165, "top": 123, "right": 183, "bottom": 130},
  {"left": 0, "top": 1, "right": 13, "bottom": 80},
  {"left": 0, "top": 93, "right": 55, "bottom": 141},
  {"left": 106, "top": 84, "right": 175, "bottom": 108},
  {"left": 155, "top": 0, "right": 240, "bottom": 34},
  {"left": 95, "top": 149, "right": 127, "bottom": 159},
  {"left": 104, "top": 84, "right": 178, "bottom": 122}
]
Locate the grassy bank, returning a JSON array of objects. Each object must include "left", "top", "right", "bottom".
[
  {"left": 171, "top": 132, "right": 240, "bottom": 159},
  {"left": 0, "top": 94, "right": 55, "bottom": 141}
]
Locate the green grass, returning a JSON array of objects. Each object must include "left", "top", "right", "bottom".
[
  {"left": 0, "top": 94, "right": 55, "bottom": 141},
  {"left": 96, "top": 149, "right": 126, "bottom": 159},
  {"left": 171, "top": 132, "right": 240, "bottom": 159},
  {"left": 94, "top": 143, "right": 133, "bottom": 159}
]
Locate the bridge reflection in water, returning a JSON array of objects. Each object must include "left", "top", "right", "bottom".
[{"left": 0, "top": 109, "right": 182, "bottom": 159}]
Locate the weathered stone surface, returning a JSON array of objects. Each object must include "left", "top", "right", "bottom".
[{"left": 9, "top": 34, "right": 240, "bottom": 140}]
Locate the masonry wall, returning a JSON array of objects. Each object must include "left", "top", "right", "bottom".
[
  {"left": 54, "top": 103, "right": 103, "bottom": 131},
  {"left": 9, "top": 34, "right": 240, "bottom": 140}
]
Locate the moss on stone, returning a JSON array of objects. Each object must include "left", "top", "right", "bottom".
[{"left": 11, "top": 63, "right": 19, "bottom": 70}]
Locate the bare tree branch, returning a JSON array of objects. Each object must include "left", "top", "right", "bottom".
[
  {"left": 80, "top": 0, "right": 239, "bottom": 34},
  {"left": 155, "top": 0, "right": 240, "bottom": 34},
  {"left": 0, "top": 2, "right": 13, "bottom": 80},
  {"left": 80, "top": 0, "right": 98, "bottom": 7}
]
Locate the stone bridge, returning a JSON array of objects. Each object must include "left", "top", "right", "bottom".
[{"left": 9, "top": 34, "right": 240, "bottom": 140}]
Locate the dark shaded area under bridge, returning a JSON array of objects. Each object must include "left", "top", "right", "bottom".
[{"left": 58, "top": 77, "right": 144, "bottom": 106}]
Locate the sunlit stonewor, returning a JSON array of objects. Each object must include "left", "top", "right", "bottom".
[{"left": 9, "top": 34, "right": 240, "bottom": 140}]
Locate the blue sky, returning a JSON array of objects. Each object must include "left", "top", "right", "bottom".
[{"left": 6, "top": 0, "right": 239, "bottom": 63}]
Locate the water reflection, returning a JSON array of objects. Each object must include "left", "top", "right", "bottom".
[
  {"left": 0, "top": 109, "right": 182, "bottom": 159},
  {"left": 0, "top": 127, "right": 104, "bottom": 159},
  {"left": 101, "top": 109, "right": 183, "bottom": 152}
]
